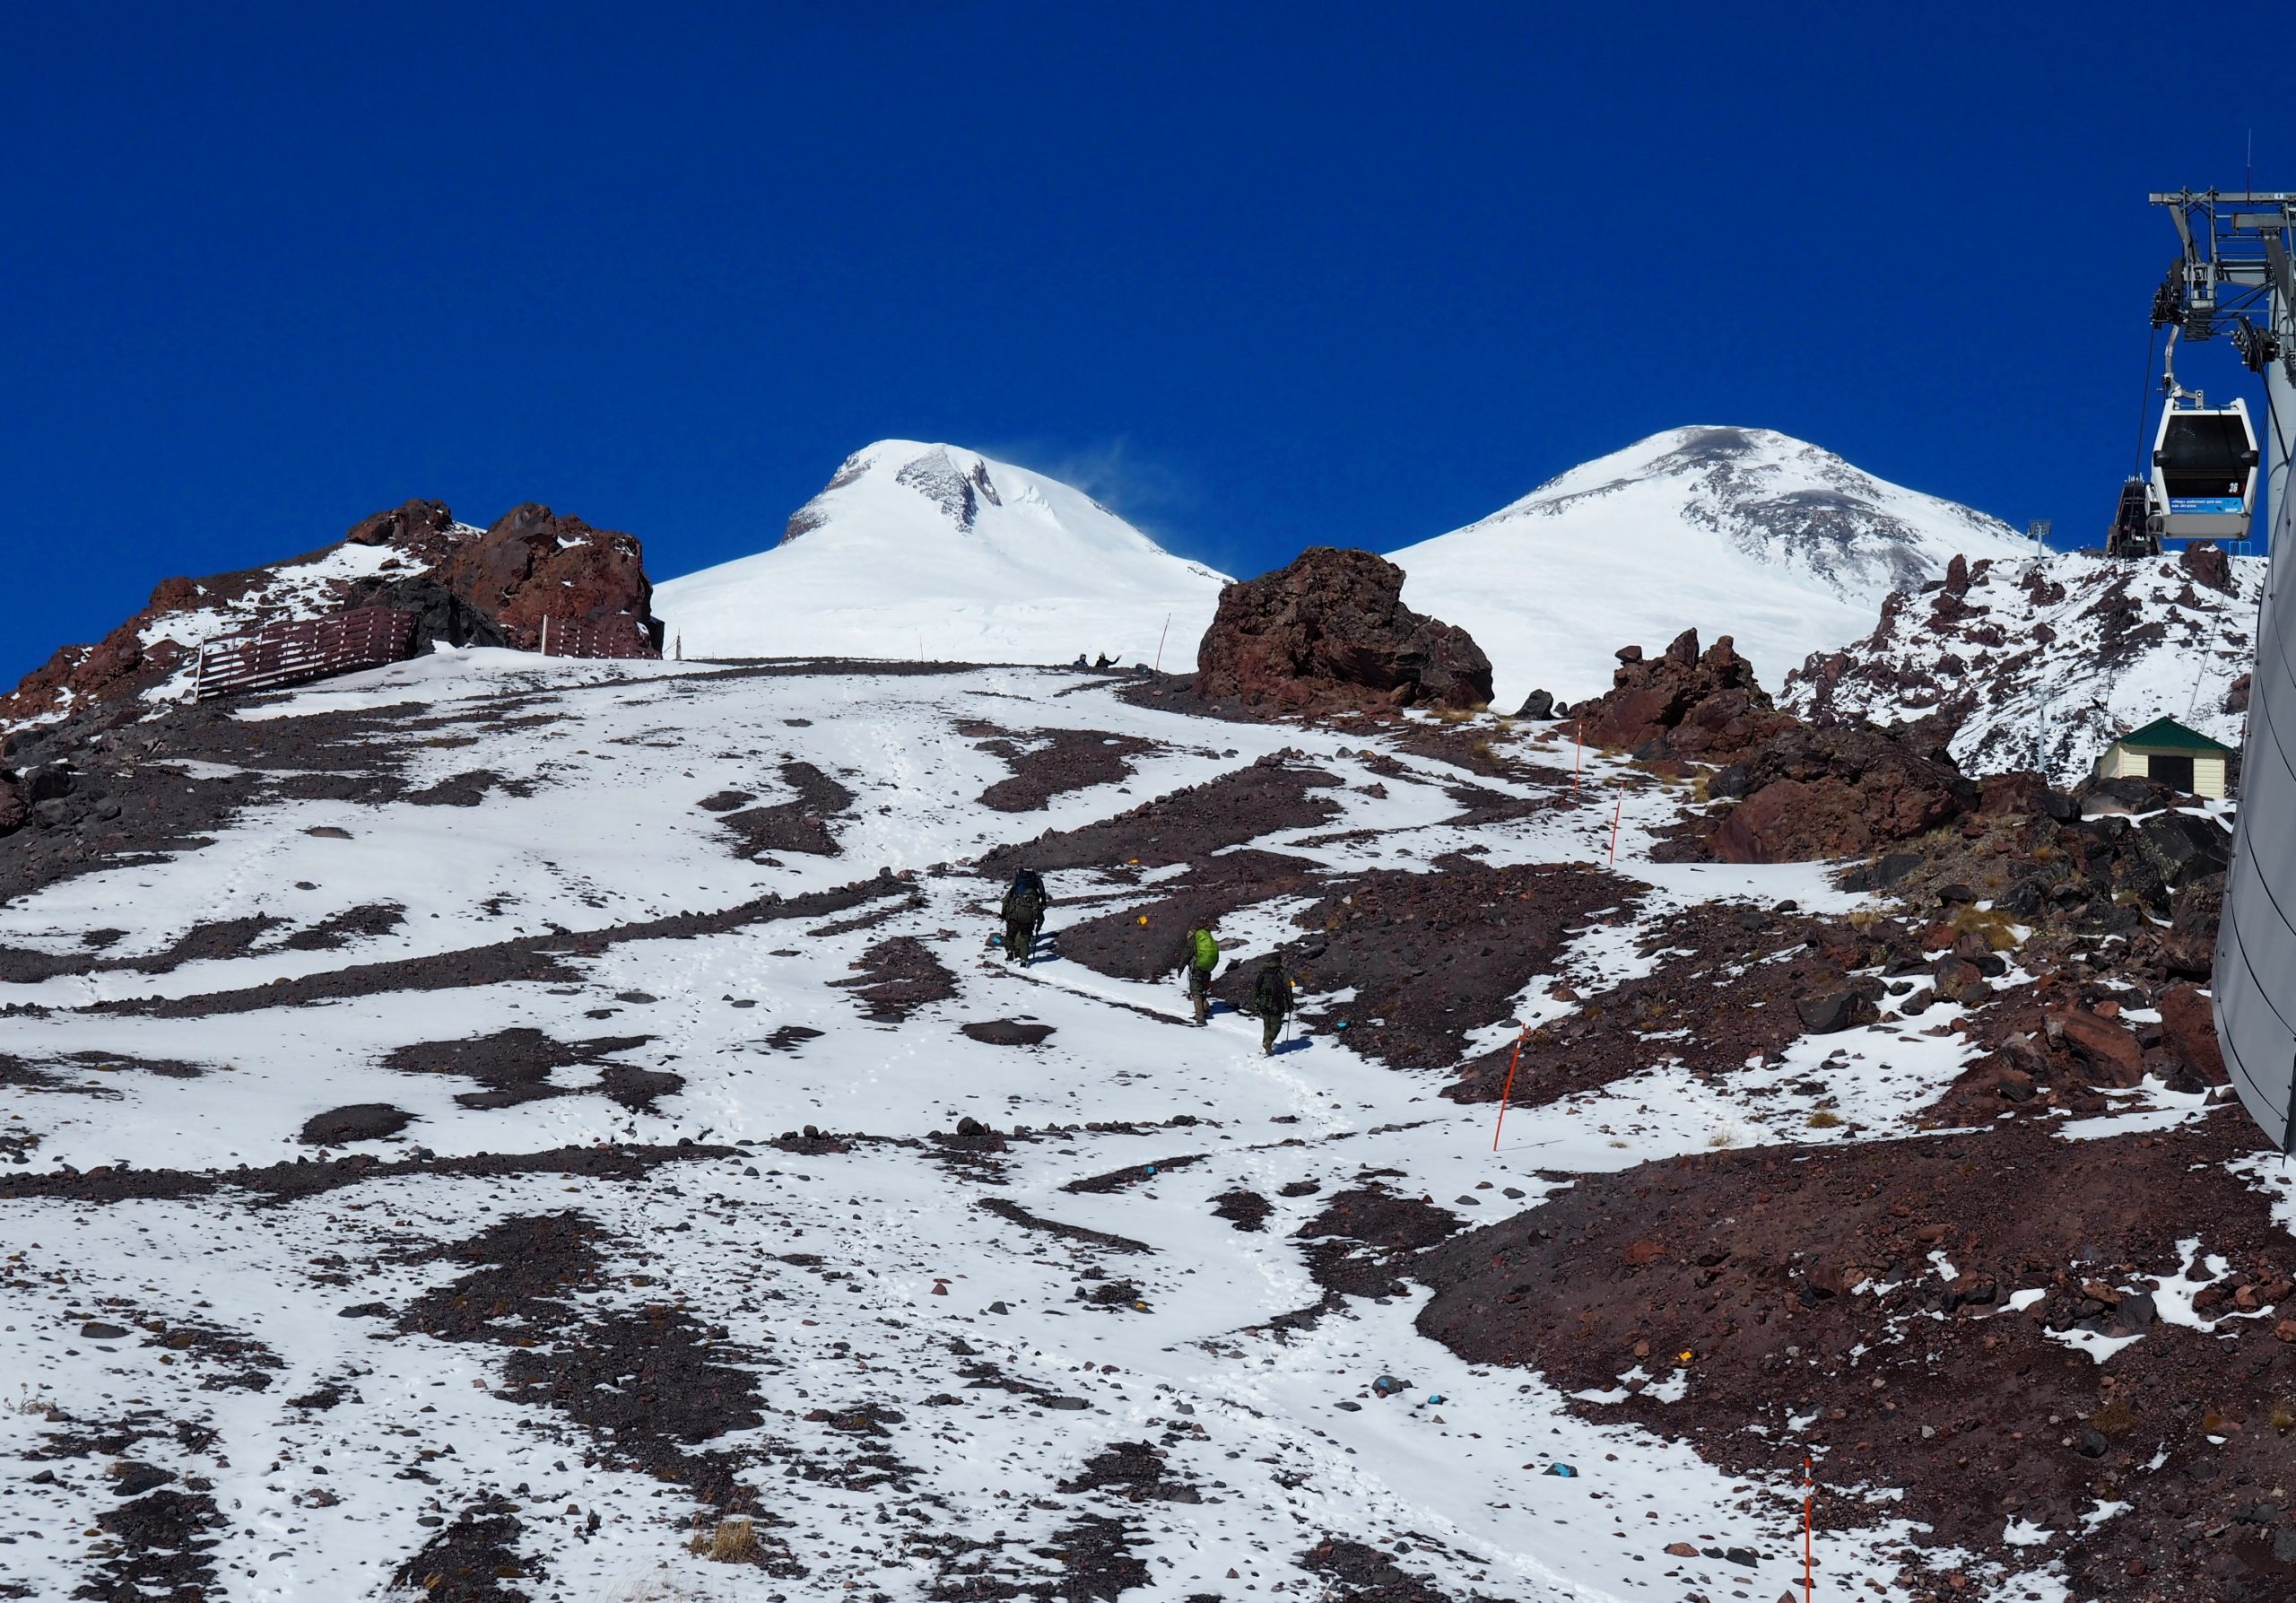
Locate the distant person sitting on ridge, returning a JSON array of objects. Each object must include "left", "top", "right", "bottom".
[{"left": 1094, "top": 652, "right": 1114, "bottom": 669}]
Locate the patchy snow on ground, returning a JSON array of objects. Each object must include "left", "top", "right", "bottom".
[{"left": 0, "top": 657, "right": 2182, "bottom": 1603}]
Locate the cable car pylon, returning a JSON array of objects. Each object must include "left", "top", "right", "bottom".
[{"left": 2110, "top": 192, "right": 2288, "bottom": 557}]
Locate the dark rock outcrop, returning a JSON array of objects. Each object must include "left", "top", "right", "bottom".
[
  {"left": 344, "top": 498, "right": 459, "bottom": 562},
  {"left": 1701, "top": 715, "right": 1977, "bottom": 863},
  {"left": 341, "top": 575, "right": 509, "bottom": 652},
  {"left": 435, "top": 504, "right": 660, "bottom": 655},
  {"left": 1570, "top": 629, "right": 1792, "bottom": 762},
  {"left": 1193, "top": 547, "right": 1492, "bottom": 714}
]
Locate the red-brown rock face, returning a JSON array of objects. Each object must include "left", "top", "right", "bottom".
[
  {"left": 1703, "top": 717, "right": 1977, "bottom": 863},
  {"left": 1193, "top": 547, "right": 1492, "bottom": 714},
  {"left": 1571, "top": 628, "right": 1794, "bottom": 763},
  {"left": 434, "top": 504, "right": 657, "bottom": 654}
]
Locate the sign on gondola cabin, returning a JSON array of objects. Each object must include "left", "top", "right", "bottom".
[{"left": 2092, "top": 716, "right": 2235, "bottom": 798}]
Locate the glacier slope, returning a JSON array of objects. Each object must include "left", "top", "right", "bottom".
[
  {"left": 654, "top": 443, "right": 1229, "bottom": 670},
  {"left": 1390, "top": 426, "right": 2030, "bottom": 710}
]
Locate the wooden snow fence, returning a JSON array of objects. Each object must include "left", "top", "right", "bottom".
[
  {"left": 536, "top": 614, "right": 662, "bottom": 661},
  {"left": 192, "top": 607, "right": 419, "bottom": 701}
]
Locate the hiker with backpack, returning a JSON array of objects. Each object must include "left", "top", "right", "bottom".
[
  {"left": 1177, "top": 924, "right": 1220, "bottom": 1025},
  {"left": 1250, "top": 956, "right": 1293, "bottom": 1055},
  {"left": 1001, "top": 868, "right": 1049, "bottom": 966}
]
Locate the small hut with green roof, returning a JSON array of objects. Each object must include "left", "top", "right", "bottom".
[{"left": 2092, "top": 715, "right": 2235, "bottom": 798}]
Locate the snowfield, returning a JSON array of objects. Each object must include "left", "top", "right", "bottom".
[{"left": 0, "top": 651, "right": 2248, "bottom": 1603}]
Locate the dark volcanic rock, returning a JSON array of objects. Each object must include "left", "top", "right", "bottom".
[
  {"left": 831, "top": 937, "right": 956, "bottom": 1023},
  {"left": 435, "top": 502, "right": 661, "bottom": 655},
  {"left": 1413, "top": 1111, "right": 2294, "bottom": 1601},
  {"left": 715, "top": 761, "right": 854, "bottom": 858},
  {"left": 973, "top": 727, "right": 1161, "bottom": 812},
  {"left": 381, "top": 1028, "right": 661, "bottom": 1111},
  {"left": 299, "top": 1102, "right": 414, "bottom": 1146},
  {"left": 959, "top": 1019, "right": 1055, "bottom": 1047},
  {"left": 1571, "top": 629, "right": 1793, "bottom": 763},
  {"left": 1700, "top": 716, "right": 1977, "bottom": 863},
  {"left": 978, "top": 764, "right": 1341, "bottom": 878},
  {"left": 1193, "top": 547, "right": 1492, "bottom": 714},
  {"left": 345, "top": 497, "right": 457, "bottom": 554}
]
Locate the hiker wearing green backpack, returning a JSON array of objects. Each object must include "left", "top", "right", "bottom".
[{"left": 1177, "top": 925, "right": 1220, "bottom": 1025}]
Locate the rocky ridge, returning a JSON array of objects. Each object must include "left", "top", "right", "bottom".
[
  {"left": 1783, "top": 544, "right": 2259, "bottom": 786},
  {"left": 0, "top": 498, "right": 662, "bottom": 737}
]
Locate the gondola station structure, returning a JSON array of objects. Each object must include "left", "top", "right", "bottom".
[{"left": 2092, "top": 715, "right": 2235, "bottom": 798}]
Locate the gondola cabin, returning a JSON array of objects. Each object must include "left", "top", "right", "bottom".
[
  {"left": 2092, "top": 716, "right": 2235, "bottom": 799},
  {"left": 2106, "top": 476, "right": 2161, "bottom": 558},
  {"left": 2151, "top": 396, "right": 2259, "bottom": 542}
]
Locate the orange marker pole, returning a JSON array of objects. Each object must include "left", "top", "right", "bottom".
[
  {"left": 1573, "top": 721, "right": 1582, "bottom": 793},
  {"left": 1803, "top": 1456, "right": 1814, "bottom": 1602},
  {"left": 1491, "top": 1026, "right": 1530, "bottom": 1151},
  {"left": 1607, "top": 794, "right": 1622, "bottom": 865}
]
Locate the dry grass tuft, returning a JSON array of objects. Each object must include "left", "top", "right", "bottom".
[
  {"left": 1945, "top": 904, "right": 2022, "bottom": 950},
  {"left": 1806, "top": 1110, "right": 1844, "bottom": 1129},
  {"left": 690, "top": 1519, "right": 757, "bottom": 1564}
]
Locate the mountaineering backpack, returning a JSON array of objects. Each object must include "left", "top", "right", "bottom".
[
  {"left": 1189, "top": 928, "right": 1220, "bottom": 973},
  {"left": 1253, "top": 963, "right": 1289, "bottom": 1015},
  {"left": 1004, "top": 868, "right": 1047, "bottom": 920}
]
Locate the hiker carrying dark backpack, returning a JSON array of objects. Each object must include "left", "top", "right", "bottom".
[
  {"left": 1002, "top": 868, "right": 1049, "bottom": 966},
  {"left": 1250, "top": 957, "right": 1292, "bottom": 1055},
  {"left": 1177, "top": 925, "right": 1220, "bottom": 1025}
]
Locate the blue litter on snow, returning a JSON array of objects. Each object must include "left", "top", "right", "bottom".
[{"left": 1544, "top": 1463, "right": 1577, "bottom": 1477}]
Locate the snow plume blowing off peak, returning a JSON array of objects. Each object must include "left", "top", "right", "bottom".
[
  {"left": 654, "top": 441, "right": 1230, "bottom": 667},
  {"left": 1390, "top": 426, "right": 2031, "bottom": 710}
]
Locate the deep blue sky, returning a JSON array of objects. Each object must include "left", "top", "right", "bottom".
[{"left": 1, "top": 1, "right": 2283, "bottom": 682}]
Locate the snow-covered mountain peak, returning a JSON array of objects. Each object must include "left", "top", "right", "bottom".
[
  {"left": 657, "top": 441, "right": 1230, "bottom": 666},
  {"left": 783, "top": 440, "right": 1009, "bottom": 544},
  {"left": 1489, "top": 425, "right": 2026, "bottom": 601},
  {"left": 1391, "top": 426, "right": 2030, "bottom": 708}
]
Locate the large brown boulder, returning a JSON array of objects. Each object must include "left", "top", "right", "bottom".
[
  {"left": 1194, "top": 547, "right": 1492, "bottom": 714},
  {"left": 2157, "top": 981, "right": 2228, "bottom": 1086},
  {"left": 1571, "top": 629, "right": 1793, "bottom": 762},
  {"left": 431, "top": 504, "right": 659, "bottom": 655},
  {"left": 1703, "top": 717, "right": 1977, "bottom": 863}
]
